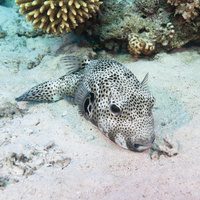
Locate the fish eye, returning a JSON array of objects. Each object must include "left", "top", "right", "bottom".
[{"left": 110, "top": 104, "right": 121, "bottom": 115}]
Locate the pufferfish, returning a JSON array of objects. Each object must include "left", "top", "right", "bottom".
[{"left": 16, "top": 56, "right": 155, "bottom": 152}]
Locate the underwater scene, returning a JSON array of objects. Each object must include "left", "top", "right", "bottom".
[{"left": 0, "top": 0, "right": 200, "bottom": 199}]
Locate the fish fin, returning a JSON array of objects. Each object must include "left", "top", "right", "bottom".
[
  {"left": 60, "top": 56, "right": 90, "bottom": 74},
  {"left": 15, "top": 79, "right": 65, "bottom": 102},
  {"left": 61, "top": 94, "right": 76, "bottom": 105},
  {"left": 75, "top": 84, "right": 95, "bottom": 118},
  {"left": 141, "top": 73, "right": 149, "bottom": 90}
]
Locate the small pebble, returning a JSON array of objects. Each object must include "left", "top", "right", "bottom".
[
  {"left": 55, "top": 157, "right": 71, "bottom": 169},
  {"left": 151, "top": 151, "right": 159, "bottom": 161},
  {"left": 87, "top": 135, "right": 95, "bottom": 141},
  {"left": 44, "top": 141, "right": 55, "bottom": 151},
  {"left": 24, "top": 168, "right": 34, "bottom": 177},
  {"left": 24, "top": 128, "right": 34, "bottom": 135}
]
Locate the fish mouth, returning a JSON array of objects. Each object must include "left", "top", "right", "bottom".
[
  {"left": 127, "top": 136, "right": 155, "bottom": 152},
  {"left": 131, "top": 143, "right": 153, "bottom": 152}
]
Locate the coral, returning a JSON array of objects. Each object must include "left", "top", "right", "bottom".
[
  {"left": 151, "top": 135, "right": 179, "bottom": 158},
  {"left": 167, "top": 0, "right": 200, "bottom": 22},
  {"left": 135, "top": 0, "right": 159, "bottom": 14},
  {"left": 0, "top": 102, "right": 26, "bottom": 119},
  {"left": 104, "top": 39, "right": 120, "bottom": 51},
  {"left": 128, "top": 33, "right": 155, "bottom": 56},
  {"left": 15, "top": 0, "right": 102, "bottom": 35},
  {"left": 0, "top": 141, "right": 71, "bottom": 188},
  {"left": 90, "top": 0, "right": 175, "bottom": 55},
  {"left": 86, "top": 0, "right": 200, "bottom": 55},
  {"left": 166, "top": 22, "right": 175, "bottom": 39}
]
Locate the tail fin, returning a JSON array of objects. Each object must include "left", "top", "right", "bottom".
[
  {"left": 15, "top": 79, "right": 65, "bottom": 102},
  {"left": 16, "top": 56, "right": 86, "bottom": 102}
]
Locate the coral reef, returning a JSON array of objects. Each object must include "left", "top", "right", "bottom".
[
  {"left": 88, "top": 0, "right": 200, "bottom": 56},
  {"left": 166, "top": 22, "right": 175, "bottom": 39},
  {"left": 91, "top": 0, "right": 174, "bottom": 55},
  {"left": 166, "top": 0, "right": 200, "bottom": 47},
  {"left": 167, "top": 0, "right": 200, "bottom": 22},
  {"left": 135, "top": 0, "right": 159, "bottom": 14},
  {"left": 15, "top": 0, "right": 102, "bottom": 35},
  {"left": 128, "top": 33, "right": 155, "bottom": 56}
]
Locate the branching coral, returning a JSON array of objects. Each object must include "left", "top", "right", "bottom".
[
  {"left": 167, "top": 0, "right": 200, "bottom": 22},
  {"left": 128, "top": 34, "right": 155, "bottom": 56},
  {"left": 15, "top": 0, "right": 102, "bottom": 35}
]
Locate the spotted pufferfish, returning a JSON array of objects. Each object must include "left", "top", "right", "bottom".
[{"left": 16, "top": 56, "right": 155, "bottom": 152}]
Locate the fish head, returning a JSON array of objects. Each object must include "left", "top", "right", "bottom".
[
  {"left": 92, "top": 86, "right": 155, "bottom": 152},
  {"left": 76, "top": 68, "right": 155, "bottom": 152}
]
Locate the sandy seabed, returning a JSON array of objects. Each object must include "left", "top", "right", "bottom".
[
  {"left": 0, "top": 48, "right": 200, "bottom": 199},
  {"left": 0, "top": 5, "right": 200, "bottom": 200}
]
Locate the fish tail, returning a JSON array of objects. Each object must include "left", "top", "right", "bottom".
[
  {"left": 15, "top": 80, "right": 64, "bottom": 102},
  {"left": 15, "top": 56, "right": 86, "bottom": 103}
]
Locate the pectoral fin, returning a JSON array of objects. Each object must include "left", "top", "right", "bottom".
[
  {"left": 141, "top": 73, "right": 149, "bottom": 91},
  {"left": 75, "top": 83, "right": 95, "bottom": 120}
]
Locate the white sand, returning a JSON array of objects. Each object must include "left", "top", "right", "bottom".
[
  {"left": 0, "top": 50, "right": 200, "bottom": 199},
  {"left": 1, "top": 5, "right": 200, "bottom": 200}
]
